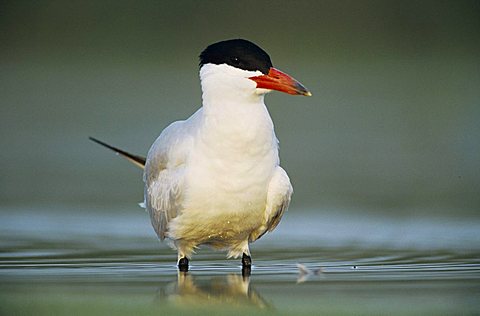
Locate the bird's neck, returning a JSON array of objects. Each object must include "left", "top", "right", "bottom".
[
  {"left": 198, "top": 72, "right": 276, "bottom": 159},
  {"left": 197, "top": 63, "right": 276, "bottom": 160},
  {"left": 199, "top": 64, "right": 269, "bottom": 127},
  {"left": 201, "top": 89, "right": 266, "bottom": 119},
  {"left": 199, "top": 64, "right": 265, "bottom": 112},
  {"left": 200, "top": 92, "right": 273, "bottom": 143}
]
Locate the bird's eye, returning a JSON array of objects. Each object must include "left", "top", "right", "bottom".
[{"left": 231, "top": 57, "right": 241, "bottom": 65}]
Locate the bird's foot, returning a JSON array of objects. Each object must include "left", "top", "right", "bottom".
[
  {"left": 241, "top": 253, "right": 252, "bottom": 277},
  {"left": 242, "top": 253, "right": 252, "bottom": 267},
  {"left": 178, "top": 257, "right": 189, "bottom": 272}
]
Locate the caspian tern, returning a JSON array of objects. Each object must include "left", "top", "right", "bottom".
[{"left": 90, "top": 39, "right": 311, "bottom": 273}]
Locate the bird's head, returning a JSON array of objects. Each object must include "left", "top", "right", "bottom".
[{"left": 199, "top": 39, "right": 311, "bottom": 99}]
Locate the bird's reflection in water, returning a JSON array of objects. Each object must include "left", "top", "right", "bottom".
[{"left": 159, "top": 271, "right": 271, "bottom": 310}]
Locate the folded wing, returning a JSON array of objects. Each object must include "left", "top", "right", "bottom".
[
  {"left": 250, "top": 166, "right": 293, "bottom": 242},
  {"left": 143, "top": 115, "right": 197, "bottom": 240}
]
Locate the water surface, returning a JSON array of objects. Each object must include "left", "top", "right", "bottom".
[{"left": 1, "top": 207, "right": 479, "bottom": 315}]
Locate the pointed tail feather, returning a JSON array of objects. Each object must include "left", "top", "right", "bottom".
[{"left": 89, "top": 136, "right": 146, "bottom": 169}]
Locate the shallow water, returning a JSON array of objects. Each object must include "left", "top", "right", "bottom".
[{"left": 1, "top": 207, "right": 479, "bottom": 315}]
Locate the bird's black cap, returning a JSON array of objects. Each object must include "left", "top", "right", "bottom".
[{"left": 199, "top": 39, "right": 273, "bottom": 74}]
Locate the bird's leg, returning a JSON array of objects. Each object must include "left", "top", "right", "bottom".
[
  {"left": 242, "top": 253, "right": 252, "bottom": 267},
  {"left": 176, "top": 243, "right": 191, "bottom": 272},
  {"left": 178, "top": 257, "right": 189, "bottom": 272},
  {"left": 241, "top": 253, "right": 252, "bottom": 277}
]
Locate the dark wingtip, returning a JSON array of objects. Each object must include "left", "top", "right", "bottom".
[{"left": 89, "top": 136, "right": 146, "bottom": 168}]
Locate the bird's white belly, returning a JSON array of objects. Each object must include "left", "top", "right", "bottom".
[{"left": 168, "top": 146, "right": 276, "bottom": 247}]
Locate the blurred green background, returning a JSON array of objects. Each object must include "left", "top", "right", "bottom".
[{"left": 1, "top": 0, "right": 479, "bottom": 216}]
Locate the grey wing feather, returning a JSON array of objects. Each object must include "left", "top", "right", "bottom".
[
  {"left": 265, "top": 197, "right": 290, "bottom": 233},
  {"left": 143, "top": 114, "right": 197, "bottom": 240},
  {"left": 144, "top": 167, "right": 184, "bottom": 239},
  {"left": 250, "top": 167, "right": 293, "bottom": 242},
  {"left": 250, "top": 194, "right": 291, "bottom": 242}
]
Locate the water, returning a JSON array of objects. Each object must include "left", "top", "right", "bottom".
[{"left": 1, "top": 207, "right": 479, "bottom": 315}]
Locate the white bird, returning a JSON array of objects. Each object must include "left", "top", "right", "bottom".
[{"left": 90, "top": 39, "right": 311, "bottom": 273}]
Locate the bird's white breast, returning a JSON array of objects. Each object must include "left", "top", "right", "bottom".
[{"left": 185, "top": 104, "right": 278, "bottom": 212}]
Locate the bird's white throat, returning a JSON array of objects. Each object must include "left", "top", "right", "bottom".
[
  {"left": 200, "top": 64, "right": 268, "bottom": 109},
  {"left": 197, "top": 63, "right": 277, "bottom": 159}
]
